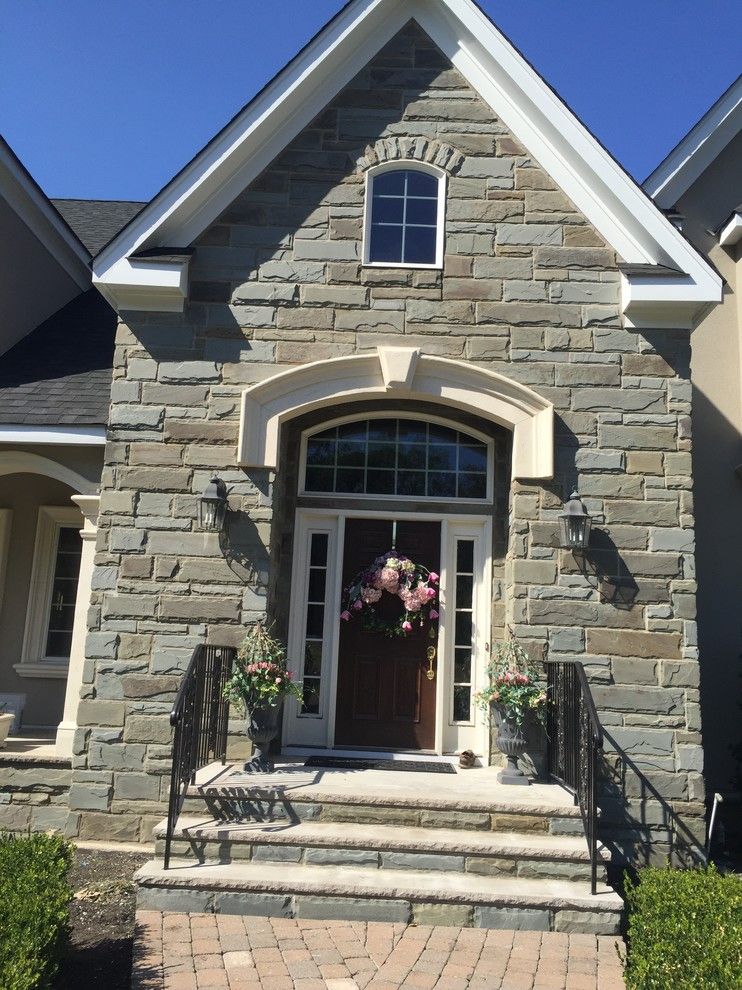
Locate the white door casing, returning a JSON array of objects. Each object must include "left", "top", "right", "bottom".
[{"left": 282, "top": 507, "right": 491, "bottom": 758}]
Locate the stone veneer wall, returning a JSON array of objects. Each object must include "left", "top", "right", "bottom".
[{"left": 68, "top": 22, "right": 704, "bottom": 863}]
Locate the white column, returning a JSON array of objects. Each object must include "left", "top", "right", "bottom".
[{"left": 55, "top": 494, "right": 99, "bottom": 757}]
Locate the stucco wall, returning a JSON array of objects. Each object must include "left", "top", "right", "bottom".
[
  {"left": 677, "top": 130, "right": 742, "bottom": 796},
  {"left": 69, "top": 22, "right": 703, "bottom": 863}
]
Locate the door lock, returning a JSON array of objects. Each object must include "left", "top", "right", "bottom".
[{"left": 426, "top": 645, "right": 436, "bottom": 681}]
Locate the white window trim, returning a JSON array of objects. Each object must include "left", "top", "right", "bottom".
[
  {"left": 299, "top": 411, "right": 494, "bottom": 505},
  {"left": 16, "top": 505, "right": 83, "bottom": 678},
  {"left": 362, "top": 160, "right": 446, "bottom": 270},
  {"left": 0, "top": 509, "right": 12, "bottom": 614}
]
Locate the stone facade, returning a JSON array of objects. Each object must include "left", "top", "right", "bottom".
[{"left": 67, "top": 22, "right": 703, "bottom": 863}]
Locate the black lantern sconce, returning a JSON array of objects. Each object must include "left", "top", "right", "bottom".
[
  {"left": 199, "top": 476, "right": 228, "bottom": 533},
  {"left": 559, "top": 491, "right": 592, "bottom": 552}
]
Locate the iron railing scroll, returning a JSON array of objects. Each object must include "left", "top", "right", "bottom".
[
  {"left": 164, "top": 644, "right": 236, "bottom": 869},
  {"left": 544, "top": 659, "right": 604, "bottom": 895}
]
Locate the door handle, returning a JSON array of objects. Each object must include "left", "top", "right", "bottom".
[{"left": 426, "top": 645, "right": 436, "bottom": 681}]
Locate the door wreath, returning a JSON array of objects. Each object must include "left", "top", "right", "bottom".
[{"left": 340, "top": 550, "right": 439, "bottom": 637}]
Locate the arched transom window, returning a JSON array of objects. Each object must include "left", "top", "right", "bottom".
[
  {"left": 363, "top": 164, "right": 445, "bottom": 268},
  {"left": 302, "top": 417, "right": 490, "bottom": 500}
]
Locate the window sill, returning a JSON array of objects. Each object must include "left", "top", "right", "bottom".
[
  {"left": 13, "top": 661, "right": 70, "bottom": 680},
  {"left": 362, "top": 261, "right": 443, "bottom": 271}
]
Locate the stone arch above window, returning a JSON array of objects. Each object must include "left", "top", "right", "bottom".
[{"left": 355, "top": 138, "right": 465, "bottom": 176}]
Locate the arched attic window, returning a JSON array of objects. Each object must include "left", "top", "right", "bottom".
[{"left": 363, "top": 162, "right": 445, "bottom": 269}]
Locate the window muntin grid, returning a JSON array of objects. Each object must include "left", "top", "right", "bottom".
[
  {"left": 368, "top": 169, "right": 440, "bottom": 265},
  {"left": 452, "top": 539, "right": 475, "bottom": 724},
  {"left": 301, "top": 532, "right": 329, "bottom": 716},
  {"left": 303, "top": 419, "right": 488, "bottom": 500},
  {"left": 45, "top": 527, "right": 82, "bottom": 658}
]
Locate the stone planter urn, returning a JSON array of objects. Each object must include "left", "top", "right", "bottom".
[
  {"left": 493, "top": 706, "right": 530, "bottom": 786},
  {"left": 244, "top": 706, "right": 280, "bottom": 773},
  {"left": 0, "top": 712, "right": 14, "bottom": 749}
]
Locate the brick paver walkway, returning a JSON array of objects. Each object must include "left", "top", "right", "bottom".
[{"left": 131, "top": 911, "right": 626, "bottom": 990}]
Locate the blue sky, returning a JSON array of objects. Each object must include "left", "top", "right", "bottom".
[{"left": 1, "top": 1, "right": 740, "bottom": 202}]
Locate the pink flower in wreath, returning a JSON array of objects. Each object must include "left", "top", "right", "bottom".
[
  {"left": 401, "top": 589, "right": 422, "bottom": 612},
  {"left": 425, "top": 586, "right": 437, "bottom": 600},
  {"left": 429, "top": 609, "right": 439, "bottom": 620},
  {"left": 428, "top": 571, "right": 439, "bottom": 584},
  {"left": 361, "top": 586, "right": 382, "bottom": 604},
  {"left": 340, "top": 610, "right": 351, "bottom": 621},
  {"left": 402, "top": 620, "right": 413, "bottom": 633},
  {"left": 353, "top": 599, "right": 363, "bottom": 611},
  {"left": 376, "top": 566, "right": 400, "bottom": 593}
]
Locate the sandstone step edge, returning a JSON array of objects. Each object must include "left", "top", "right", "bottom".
[
  {"left": 153, "top": 816, "right": 611, "bottom": 863},
  {"left": 135, "top": 858, "right": 623, "bottom": 914},
  {"left": 187, "top": 783, "right": 582, "bottom": 819}
]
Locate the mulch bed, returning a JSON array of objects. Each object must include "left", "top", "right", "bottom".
[{"left": 55, "top": 846, "right": 150, "bottom": 990}]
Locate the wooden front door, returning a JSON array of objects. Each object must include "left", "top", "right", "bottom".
[{"left": 334, "top": 518, "right": 440, "bottom": 750}]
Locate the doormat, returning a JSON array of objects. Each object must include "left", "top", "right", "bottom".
[{"left": 304, "top": 756, "right": 456, "bottom": 774}]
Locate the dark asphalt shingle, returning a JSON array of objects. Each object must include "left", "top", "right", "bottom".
[
  {"left": 0, "top": 290, "right": 115, "bottom": 426},
  {"left": 51, "top": 199, "right": 145, "bottom": 256}
]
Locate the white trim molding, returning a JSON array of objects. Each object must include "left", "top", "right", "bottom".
[
  {"left": 18, "top": 504, "right": 84, "bottom": 674},
  {"left": 719, "top": 212, "right": 742, "bottom": 248},
  {"left": 0, "top": 426, "right": 106, "bottom": 446},
  {"left": 0, "top": 137, "right": 91, "bottom": 289},
  {"left": 91, "top": 0, "right": 721, "bottom": 327},
  {"left": 0, "top": 451, "right": 96, "bottom": 494},
  {"left": 644, "top": 75, "right": 742, "bottom": 209},
  {"left": 238, "top": 345, "right": 554, "bottom": 479}
]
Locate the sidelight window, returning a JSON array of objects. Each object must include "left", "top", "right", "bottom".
[
  {"left": 300, "top": 532, "right": 330, "bottom": 716},
  {"left": 451, "top": 539, "right": 476, "bottom": 724}
]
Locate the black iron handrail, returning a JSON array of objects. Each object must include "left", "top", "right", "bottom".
[
  {"left": 164, "top": 644, "right": 236, "bottom": 869},
  {"left": 544, "top": 659, "right": 604, "bottom": 894}
]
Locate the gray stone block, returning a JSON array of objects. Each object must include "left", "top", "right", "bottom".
[
  {"left": 381, "top": 852, "right": 465, "bottom": 872},
  {"left": 252, "top": 845, "right": 303, "bottom": 863},
  {"left": 554, "top": 910, "right": 621, "bottom": 934},
  {"left": 137, "top": 887, "right": 215, "bottom": 914},
  {"left": 473, "top": 906, "right": 551, "bottom": 930},
  {"left": 214, "top": 891, "right": 293, "bottom": 917},
  {"left": 303, "top": 847, "right": 379, "bottom": 866},
  {"left": 294, "top": 896, "right": 411, "bottom": 923}
]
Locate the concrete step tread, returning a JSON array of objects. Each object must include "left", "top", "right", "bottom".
[
  {"left": 191, "top": 762, "right": 580, "bottom": 817},
  {"left": 136, "top": 859, "right": 623, "bottom": 914},
  {"left": 155, "top": 816, "right": 608, "bottom": 863}
]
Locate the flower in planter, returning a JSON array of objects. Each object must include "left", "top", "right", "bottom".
[
  {"left": 224, "top": 622, "right": 303, "bottom": 713},
  {"left": 475, "top": 637, "right": 548, "bottom": 728}
]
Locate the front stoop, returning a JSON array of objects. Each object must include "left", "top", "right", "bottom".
[{"left": 136, "top": 762, "right": 623, "bottom": 933}]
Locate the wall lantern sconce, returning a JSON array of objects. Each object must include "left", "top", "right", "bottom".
[
  {"left": 199, "top": 476, "right": 228, "bottom": 532},
  {"left": 559, "top": 491, "right": 592, "bottom": 552}
]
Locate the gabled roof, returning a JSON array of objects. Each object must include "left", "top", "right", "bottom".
[
  {"left": 0, "top": 136, "right": 91, "bottom": 288},
  {"left": 52, "top": 199, "right": 146, "bottom": 256},
  {"left": 91, "top": 0, "right": 721, "bottom": 328},
  {"left": 644, "top": 75, "right": 742, "bottom": 209},
  {"left": 0, "top": 289, "right": 115, "bottom": 427}
]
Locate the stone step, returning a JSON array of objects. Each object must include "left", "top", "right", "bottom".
[
  {"left": 154, "top": 817, "right": 608, "bottom": 883},
  {"left": 184, "top": 766, "right": 583, "bottom": 836},
  {"left": 135, "top": 858, "right": 623, "bottom": 934}
]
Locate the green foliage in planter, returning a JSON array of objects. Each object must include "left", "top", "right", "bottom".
[
  {"left": 624, "top": 864, "right": 742, "bottom": 990},
  {"left": 224, "top": 621, "right": 303, "bottom": 713},
  {"left": 475, "top": 637, "right": 547, "bottom": 727},
  {"left": 0, "top": 832, "right": 74, "bottom": 990}
]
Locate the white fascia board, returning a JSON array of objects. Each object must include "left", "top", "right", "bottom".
[
  {"left": 0, "top": 141, "right": 91, "bottom": 290},
  {"left": 719, "top": 213, "right": 742, "bottom": 247},
  {"left": 91, "top": 0, "right": 720, "bottom": 321},
  {"left": 0, "top": 426, "right": 106, "bottom": 446},
  {"left": 645, "top": 77, "right": 742, "bottom": 209}
]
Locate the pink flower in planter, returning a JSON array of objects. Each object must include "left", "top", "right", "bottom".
[
  {"left": 275, "top": 678, "right": 282, "bottom": 685},
  {"left": 340, "top": 610, "right": 351, "bottom": 621},
  {"left": 402, "top": 620, "right": 413, "bottom": 633}
]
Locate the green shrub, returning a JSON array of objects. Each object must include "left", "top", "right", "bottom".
[
  {"left": 0, "top": 832, "right": 74, "bottom": 990},
  {"left": 625, "top": 864, "right": 742, "bottom": 990}
]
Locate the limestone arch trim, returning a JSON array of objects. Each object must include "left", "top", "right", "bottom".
[
  {"left": 355, "top": 138, "right": 465, "bottom": 175},
  {"left": 0, "top": 451, "right": 96, "bottom": 495},
  {"left": 238, "top": 347, "right": 554, "bottom": 480}
]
